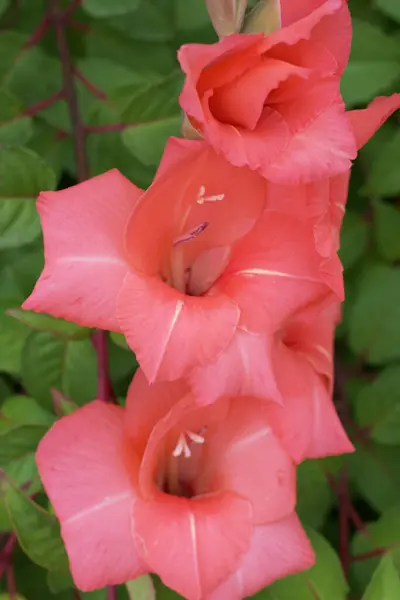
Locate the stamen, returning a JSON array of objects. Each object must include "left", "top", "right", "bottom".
[
  {"left": 172, "top": 430, "right": 206, "bottom": 459},
  {"left": 173, "top": 222, "right": 209, "bottom": 247},
  {"left": 197, "top": 185, "right": 225, "bottom": 205}
]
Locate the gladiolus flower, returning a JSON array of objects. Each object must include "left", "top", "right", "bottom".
[
  {"left": 24, "top": 138, "right": 341, "bottom": 392},
  {"left": 266, "top": 94, "right": 400, "bottom": 259},
  {"left": 178, "top": 0, "right": 355, "bottom": 183},
  {"left": 36, "top": 371, "right": 315, "bottom": 599}
]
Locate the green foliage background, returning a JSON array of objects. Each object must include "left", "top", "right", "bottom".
[{"left": 0, "top": 0, "right": 399, "bottom": 599}]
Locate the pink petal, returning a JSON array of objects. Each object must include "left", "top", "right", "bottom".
[
  {"left": 178, "top": 35, "right": 265, "bottom": 123},
  {"left": 117, "top": 271, "right": 240, "bottom": 382},
  {"left": 23, "top": 170, "right": 142, "bottom": 331},
  {"left": 267, "top": 352, "right": 354, "bottom": 462},
  {"left": 262, "top": 98, "right": 356, "bottom": 183},
  {"left": 36, "top": 401, "right": 144, "bottom": 590},
  {"left": 188, "top": 329, "right": 282, "bottom": 406},
  {"left": 201, "top": 397, "right": 296, "bottom": 524},
  {"left": 132, "top": 492, "right": 252, "bottom": 600},
  {"left": 125, "top": 369, "right": 190, "bottom": 457},
  {"left": 209, "top": 58, "right": 314, "bottom": 131},
  {"left": 274, "top": 0, "right": 351, "bottom": 74},
  {"left": 218, "top": 211, "right": 340, "bottom": 332},
  {"left": 208, "top": 514, "right": 315, "bottom": 600},
  {"left": 349, "top": 94, "right": 400, "bottom": 150}
]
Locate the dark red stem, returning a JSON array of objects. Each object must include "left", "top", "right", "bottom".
[
  {"left": 0, "top": 535, "right": 16, "bottom": 580},
  {"left": 51, "top": 1, "right": 89, "bottom": 182},
  {"left": 23, "top": 90, "right": 64, "bottom": 116},
  {"left": 24, "top": 14, "right": 50, "bottom": 48},
  {"left": 92, "top": 331, "right": 114, "bottom": 404},
  {"left": 73, "top": 68, "right": 107, "bottom": 100},
  {"left": 338, "top": 469, "right": 351, "bottom": 577},
  {"left": 352, "top": 547, "right": 393, "bottom": 561},
  {"left": 6, "top": 564, "right": 16, "bottom": 599},
  {"left": 85, "top": 123, "right": 128, "bottom": 134},
  {"left": 107, "top": 586, "right": 117, "bottom": 600}
]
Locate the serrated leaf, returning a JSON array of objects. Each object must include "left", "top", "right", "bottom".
[
  {"left": 362, "top": 555, "right": 400, "bottom": 600},
  {"left": 22, "top": 332, "right": 97, "bottom": 409},
  {"left": 8, "top": 309, "right": 91, "bottom": 340},
  {"left": 348, "top": 265, "right": 400, "bottom": 364},
  {"left": 1, "top": 477, "right": 68, "bottom": 571},
  {"left": 351, "top": 505, "right": 400, "bottom": 592},
  {"left": 0, "top": 32, "right": 27, "bottom": 84},
  {"left": 126, "top": 575, "right": 156, "bottom": 600},
  {"left": 339, "top": 211, "right": 370, "bottom": 269},
  {"left": 0, "top": 116, "right": 33, "bottom": 145},
  {"left": 349, "top": 444, "right": 400, "bottom": 513},
  {"left": 83, "top": 0, "right": 142, "bottom": 18},
  {"left": 0, "top": 421, "right": 47, "bottom": 467},
  {"left": 373, "top": 200, "right": 400, "bottom": 262},
  {"left": 296, "top": 461, "right": 334, "bottom": 529},
  {"left": 355, "top": 366, "right": 400, "bottom": 445},
  {"left": 122, "top": 117, "right": 180, "bottom": 166},
  {"left": 0, "top": 147, "right": 56, "bottom": 250}
]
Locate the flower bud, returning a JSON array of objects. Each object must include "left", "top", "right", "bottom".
[
  {"left": 244, "top": 0, "right": 281, "bottom": 35},
  {"left": 205, "top": 0, "right": 247, "bottom": 37}
]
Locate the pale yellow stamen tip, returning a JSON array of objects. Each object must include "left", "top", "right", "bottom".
[
  {"left": 172, "top": 430, "right": 205, "bottom": 459},
  {"left": 196, "top": 185, "right": 225, "bottom": 205}
]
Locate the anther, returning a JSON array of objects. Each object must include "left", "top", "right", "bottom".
[
  {"left": 172, "top": 430, "right": 206, "bottom": 459},
  {"left": 197, "top": 185, "right": 225, "bottom": 205}
]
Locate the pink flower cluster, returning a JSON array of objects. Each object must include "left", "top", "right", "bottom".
[{"left": 24, "top": 1, "right": 400, "bottom": 598}]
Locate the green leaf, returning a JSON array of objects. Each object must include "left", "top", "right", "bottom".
[
  {"left": 174, "top": 0, "right": 211, "bottom": 30},
  {"left": 122, "top": 117, "right": 181, "bottom": 166},
  {"left": 259, "top": 530, "right": 348, "bottom": 599},
  {"left": 0, "top": 594, "right": 27, "bottom": 600},
  {"left": 341, "top": 20, "right": 400, "bottom": 108},
  {"left": 110, "top": 331, "right": 130, "bottom": 350},
  {"left": 349, "top": 444, "right": 400, "bottom": 512},
  {"left": 354, "top": 366, "right": 400, "bottom": 445},
  {"left": 83, "top": 0, "right": 142, "bottom": 18},
  {"left": 373, "top": 200, "right": 400, "bottom": 262},
  {"left": 22, "top": 332, "right": 97, "bottom": 409},
  {"left": 46, "top": 569, "right": 74, "bottom": 594},
  {"left": 339, "top": 211, "right": 370, "bottom": 269},
  {"left": 365, "top": 129, "right": 400, "bottom": 197},
  {"left": 7, "top": 309, "right": 92, "bottom": 340},
  {"left": 0, "top": 32, "right": 27, "bottom": 84},
  {"left": 374, "top": 0, "right": 400, "bottom": 22},
  {"left": 348, "top": 264, "right": 400, "bottom": 364},
  {"left": 126, "top": 575, "right": 156, "bottom": 600},
  {"left": 0, "top": 147, "right": 56, "bottom": 250},
  {"left": 0, "top": 0, "right": 11, "bottom": 17},
  {"left": 1, "top": 476, "right": 68, "bottom": 571},
  {"left": 296, "top": 461, "right": 334, "bottom": 529},
  {"left": 1, "top": 395, "right": 54, "bottom": 427},
  {"left": 351, "top": 505, "right": 400, "bottom": 592},
  {"left": 362, "top": 555, "right": 400, "bottom": 600},
  {"left": 0, "top": 298, "right": 30, "bottom": 375},
  {"left": 111, "top": 71, "right": 184, "bottom": 122},
  {"left": 107, "top": 3, "right": 174, "bottom": 42},
  {"left": 0, "top": 421, "right": 48, "bottom": 467}
]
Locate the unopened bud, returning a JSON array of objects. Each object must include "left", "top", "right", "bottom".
[
  {"left": 244, "top": 0, "right": 281, "bottom": 35},
  {"left": 205, "top": 0, "right": 248, "bottom": 37}
]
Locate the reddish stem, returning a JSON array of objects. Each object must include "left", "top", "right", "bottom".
[
  {"left": 85, "top": 123, "right": 128, "bottom": 134},
  {"left": 338, "top": 470, "right": 351, "bottom": 577},
  {"left": 52, "top": 1, "right": 89, "bottom": 182},
  {"left": 107, "top": 586, "right": 117, "bottom": 600},
  {"left": 6, "top": 564, "right": 16, "bottom": 599},
  {"left": 0, "top": 535, "right": 16, "bottom": 580},
  {"left": 24, "top": 14, "right": 50, "bottom": 48},
  {"left": 352, "top": 547, "right": 393, "bottom": 562},
  {"left": 23, "top": 90, "right": 64, "bottom": 116},
  {"left": 92, "top": 331, "right": 115, "bottom": 404},
  {"left": 73, "top": 68, "right": 107, "bottom": 100}
]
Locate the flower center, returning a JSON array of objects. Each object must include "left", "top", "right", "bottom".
[{"left": 160, "top": 428, "right": 207, "bottom": 498}]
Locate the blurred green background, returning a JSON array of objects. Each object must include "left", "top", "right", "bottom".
[{"left": 0, "top": 0, "right": 400, "bottom": 599}]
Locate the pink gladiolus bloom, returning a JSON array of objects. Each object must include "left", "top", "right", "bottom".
[
  {"left": 24, "top": 138, "right": 341, "bottom": 391},
  {"left": 36, "top": 372, "right": 315, "bottom": 598},
  {"left": 178, "top": 0, "right": 355, "bottom": 183},
  {"left": 266, "top": 94, "right": 400, "bottom": 259}
]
